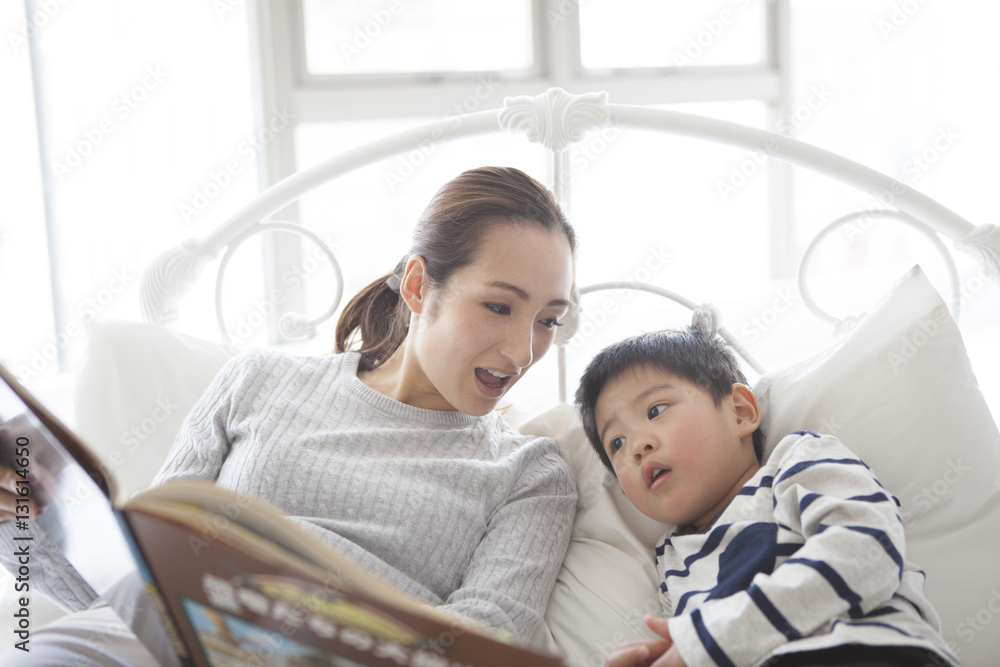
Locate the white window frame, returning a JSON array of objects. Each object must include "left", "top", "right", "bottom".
[{"left": 250, "top": 0, "right": 795, "bottom": 336}]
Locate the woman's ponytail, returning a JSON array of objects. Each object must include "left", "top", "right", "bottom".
[{"left": 334, "top": 270, "right": 410, "bottom": 371}]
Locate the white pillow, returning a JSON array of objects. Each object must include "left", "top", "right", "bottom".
[
  {"left": 73, "top": 319, "right": 232, "bottom": 499},
  {"left": 524, "top": 402, "right": 668, "bottom": 667},
  {"left": 755, "top": 265, "right": 1000, "bottom": 664},
  {"left": 526, "top": 265, "right": 1000, "bottom": 667}
]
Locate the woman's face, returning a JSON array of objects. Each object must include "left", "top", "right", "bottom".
[{"left": 401, "top": 223, "right": 574, "bottom": 416}]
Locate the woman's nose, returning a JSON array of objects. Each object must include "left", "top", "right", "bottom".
[{"left": 501, "top": 325, "right": 533, "bottom": 369}]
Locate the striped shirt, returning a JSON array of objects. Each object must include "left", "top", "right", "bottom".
[{"left": 657, "top": 431, "right": 957, "bottom": 667}]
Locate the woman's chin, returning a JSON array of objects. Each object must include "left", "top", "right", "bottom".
[
  {"left": 454, "top": 386, "right": 506, "bottom": 417},
  {"left": 463, "top": 394, "right": 502, "bottom": 417}
]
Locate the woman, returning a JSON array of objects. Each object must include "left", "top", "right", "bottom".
[{"left": 1, "top": 166, "right": 579, "bottom": 665}]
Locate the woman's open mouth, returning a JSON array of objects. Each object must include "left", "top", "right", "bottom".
[{"left": 474, "top": 367, "right": 514, "bottom": 398}]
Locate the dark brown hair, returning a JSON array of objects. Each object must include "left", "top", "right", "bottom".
[
  {"left": 335, "top": 166, "right": 577, "bottom": 371},
  {"left": 576, "top": 326, "right": 765, "bottom": 473}
]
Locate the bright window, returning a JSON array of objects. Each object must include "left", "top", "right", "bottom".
[
  {"left": 9, "top": 1, "right": 997, "bottom": 415},
  {"left": 1, "top": 0, "right": 257, "bottom": 383},
  {"left": 579, "top": 0, "right": 766, "bottom": 70},
  {"left": 302, "top": 0, "right": 536, "bottom": 75}
]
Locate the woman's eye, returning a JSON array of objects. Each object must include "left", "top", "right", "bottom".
[
  {"left": 539, "top": 317, "right": 564, "bottom": 329},
  {"left": 485, "top": 303, "right": 511, "bottom": 316},
  {"left": 648, "top": 403, "right": 668, "bottom": 419},
  {"left": 609, "top": 437, "right": 624, "bottom": 454}
]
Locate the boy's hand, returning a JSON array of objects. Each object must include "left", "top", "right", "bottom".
[
  {"left": 605, "top": 640, "right": 672, "bottom": 667},
  {"left": 605, "top": 616, "right": 688, "bottom": 667}
]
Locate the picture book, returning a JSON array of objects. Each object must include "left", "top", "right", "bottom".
[{"left": 0, "top": 362, "right": 566, "bottom": 666}]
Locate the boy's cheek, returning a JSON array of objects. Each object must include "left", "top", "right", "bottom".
[{"left": 616, "top": 474, "right": 645, "bottom": 505}]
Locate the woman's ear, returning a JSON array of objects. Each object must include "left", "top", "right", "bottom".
[
  {"left": 731, "top": 383, "right": 761, "bottom": 438},
  {"left": 399, "top": 255, "right": 427, "bottom": 314}
]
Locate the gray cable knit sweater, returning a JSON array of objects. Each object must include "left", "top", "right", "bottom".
[{"left": 151, "top": 349, "right": 577, "bottom": 641}]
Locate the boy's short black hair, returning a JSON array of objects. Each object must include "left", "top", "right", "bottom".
[{"left": 575, "top": 326, "right": 765, "bottom": 473}]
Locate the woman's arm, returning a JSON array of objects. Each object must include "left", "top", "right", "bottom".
[
  {"left": 442, "top": 437, "right": 577, "bottom": 642},
  {"left": 0, "top": 517, "right": 99, "bottom": 612},
  {"left": 666, "top": 433, "right": 908, "bottom": 666},
  {"left": 152, "top": 352, "right": 259, "bottom": 486}
]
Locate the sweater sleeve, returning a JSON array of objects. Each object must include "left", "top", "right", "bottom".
[
  {"left": 667, "top": 432, "right": 907, "bottom": 667},
  {"left": 0, "top": 419, "right": 100, "bottom": 610},
  {"left": 0, "top": 516, "right": 98, "bottom": 612},
  {"left": 441, "top": 436, "right": 577, "bottom": 642},
  {"left": 151, "top": 352, "right": 261, "bottom": 486}
]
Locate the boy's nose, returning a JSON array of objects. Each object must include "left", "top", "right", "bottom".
[{"left": 632, "top": 440, "right": 656, "bottom": 463}]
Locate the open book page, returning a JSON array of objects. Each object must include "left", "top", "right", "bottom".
[{"left": 122, "top": 491, "right": 564, "bottom": 667}]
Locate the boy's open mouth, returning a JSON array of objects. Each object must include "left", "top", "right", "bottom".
[{"left": 645, "top": 463, "right": 672, "bottom": 491}]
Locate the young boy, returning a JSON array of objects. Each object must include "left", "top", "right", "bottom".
[{"left": 576, "top": 326, "right": 957, "bottom": 667}]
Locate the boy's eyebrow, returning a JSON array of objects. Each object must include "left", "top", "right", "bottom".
[
  {"left": 488, "top": 281, "right": 571, "bottom": 309},
  {"left": 598, "top": 382, "right": 677, "bottom": 445},
  {"left": 635, "top": 382, "right": 676, "bottom": 402}
]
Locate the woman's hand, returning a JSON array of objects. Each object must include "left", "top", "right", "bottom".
[
  {"left": 0, "top": 465, "right": 37, "bottom": 522},
  {"left": 605, "top": 616, "right": 688, "bottom": 667}
]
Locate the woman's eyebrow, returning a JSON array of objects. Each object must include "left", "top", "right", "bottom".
[{"left": 488, "top": 281, "right": 571, "bottom": 308}]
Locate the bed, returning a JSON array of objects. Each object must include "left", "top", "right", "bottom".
[{"left": 35, "top": 88, "right": 1000, "bottom": 665}]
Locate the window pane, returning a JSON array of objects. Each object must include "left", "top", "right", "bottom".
[
  {"left": 579, "top": 0, "right": 766, "bottom": 70},
  {"left": 787, "top": 0, "right": 1000, "bottom": 308},
  {"left": 555, "top": 101, "right": 773, "bottom": 389},
  {"left": 0, "top": 2, "right": 54, "bottom": 379},
  {"left": 788, "top": 0, "right": 1000, "bottom": 420},
  {"left": 302, "top": 0, "right": 535, "bottom": 75},
  {"left": 6, "top": 0, "right": 258, "bottom": 381}
]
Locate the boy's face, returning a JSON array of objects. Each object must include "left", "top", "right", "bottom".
[{"left": 594, "top": 366, "right": 760, "bottom": 530}]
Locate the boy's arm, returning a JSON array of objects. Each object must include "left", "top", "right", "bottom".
[{"left": 666, "top": 433, "right": 907, "bottom": 667}]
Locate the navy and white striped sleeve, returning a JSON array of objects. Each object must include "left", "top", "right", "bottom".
[{"left": 667, "top": 432, "right": 907, "bottom": 667}]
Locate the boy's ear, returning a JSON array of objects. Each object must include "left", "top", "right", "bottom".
[
  {"left": 399, "top": 255, "right": 427, "bottom": 314},
  {"left": 731, "top": 383, "right": 761, "bottom": 438}
]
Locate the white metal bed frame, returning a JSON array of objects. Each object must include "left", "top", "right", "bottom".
[{"left": 138, "top": 87, "right": 1000, "bottom": 401}]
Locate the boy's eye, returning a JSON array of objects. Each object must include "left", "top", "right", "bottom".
[
  {"left": 485, "top": 303, "right": 511, "bottom": 316},
  {"left": 608, "top": 437, "right": 625, "bottom": 454},
  {"left": 648, "top": 403, "right": 668, "bottom": 419}
]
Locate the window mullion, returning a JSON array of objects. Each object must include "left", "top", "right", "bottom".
[
  {"left": 254, "top": 0, "right": 305, "bottom": 343},
  {"left": 25, "top": 0, "right": 68, "bottom": 371}
]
